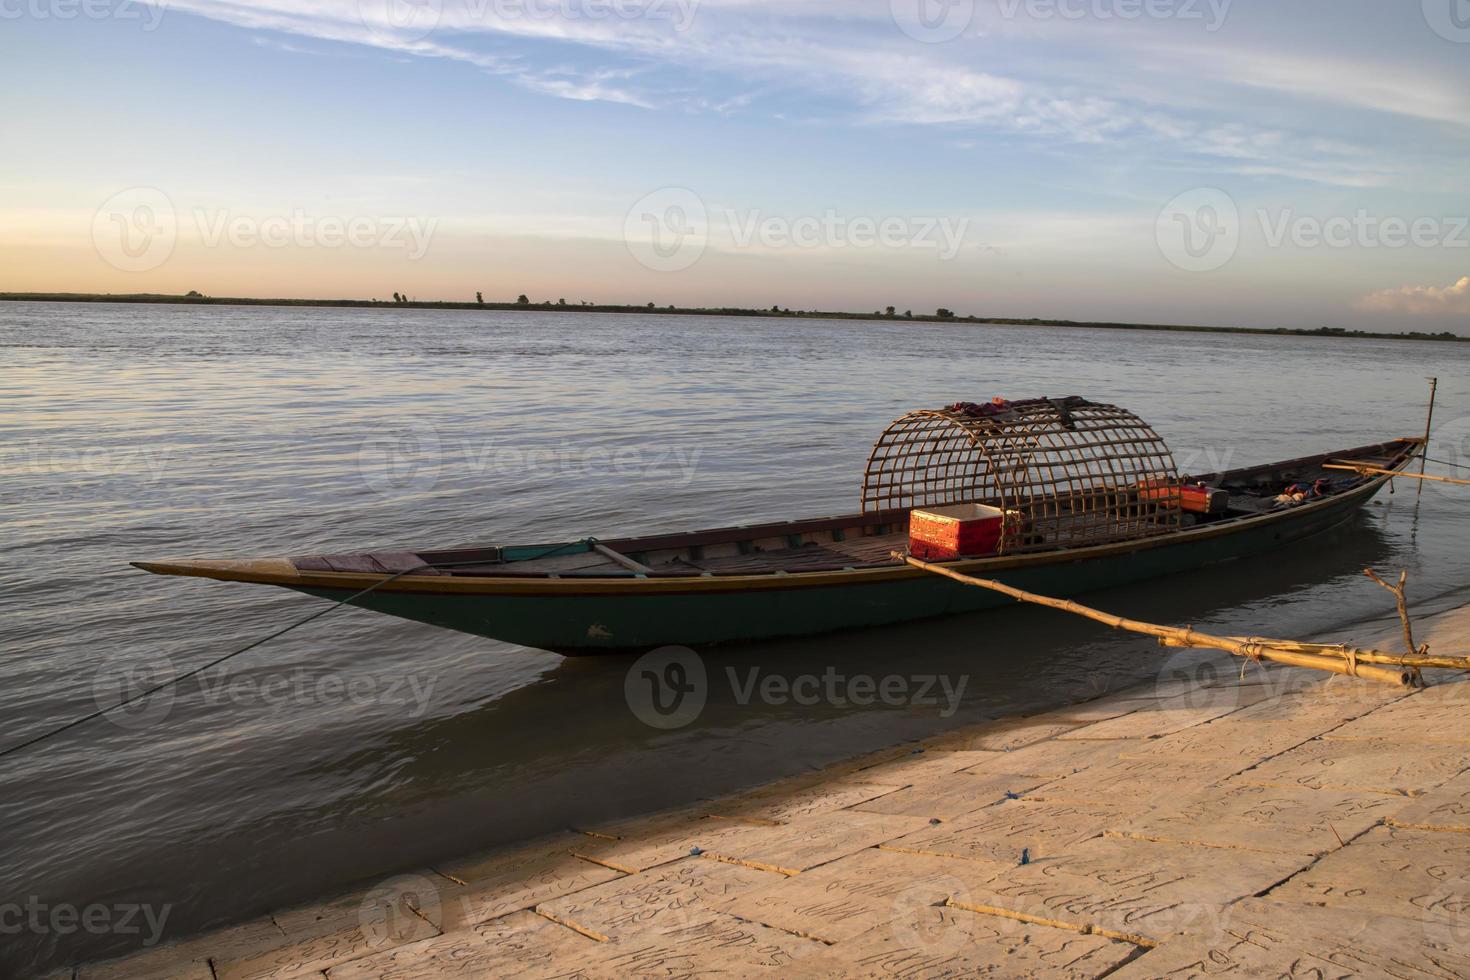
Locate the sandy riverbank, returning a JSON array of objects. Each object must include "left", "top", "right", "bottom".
[{"left": 69, "top": 602, "right": 1470, "bottom": 978}]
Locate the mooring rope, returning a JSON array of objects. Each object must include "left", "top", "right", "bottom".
[{"left": 0, "top": 538, "right": 598, "bottom": 763}]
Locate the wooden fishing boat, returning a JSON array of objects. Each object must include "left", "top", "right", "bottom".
[{"left": 133, "top": 399, "right": 1422, "bottom": 655}]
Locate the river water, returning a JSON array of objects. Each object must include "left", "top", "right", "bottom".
[{"left": 3, "top": 302, "right": 1469, "bottom": 972}]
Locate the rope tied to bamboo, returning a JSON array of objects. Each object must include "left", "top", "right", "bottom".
[{"left": 1237, "top": 637, "right": 1264, "bottom": 665}]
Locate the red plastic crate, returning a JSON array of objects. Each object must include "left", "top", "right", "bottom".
[{"left": 908, "top": 503, "right": 1017, "bottom": 560}]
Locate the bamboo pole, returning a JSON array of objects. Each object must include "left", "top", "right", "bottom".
[
  {"left": 1419, "top": 377, "right": 1438, "bottom": 500},
  {"left": 896, "top": 553, "right": 1414, "bottom": 687},
  {"left": 1323, "top": 463, "right": 1470, "bottom": 487},
  {"left": 1205, "top": 638, "right": 1470, "bottom": 671},
  {"left": 1153, "top": 638, "right": 1411, "bottom": 681}
]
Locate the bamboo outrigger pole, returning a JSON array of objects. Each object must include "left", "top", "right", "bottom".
[
  {"left": 894, "top": 553, "right": 1470, "bottom": 687},
  {"left": 1323, "top": 462, "right": 1470, "bottom": 487}
]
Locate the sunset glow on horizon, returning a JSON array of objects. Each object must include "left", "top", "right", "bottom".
[{"left": 4, "top": 0, "right": 1470, "bottom": 332}]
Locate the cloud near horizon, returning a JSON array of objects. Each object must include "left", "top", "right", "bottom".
[{"left": 1358, "top": 276, "right": 1470, "bottom": 317}]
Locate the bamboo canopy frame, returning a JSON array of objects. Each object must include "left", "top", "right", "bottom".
[{"left": 863, "top": 398, "right": 1183, "bottom": 554}]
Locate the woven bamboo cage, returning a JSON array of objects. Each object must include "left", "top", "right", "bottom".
[{"left": 862, "top": 397, "right": 1183, "bottom": 553}]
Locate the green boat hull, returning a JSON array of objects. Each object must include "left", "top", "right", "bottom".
[{"left": 292, "top": 483, "right": 1382, "bottom": 654}]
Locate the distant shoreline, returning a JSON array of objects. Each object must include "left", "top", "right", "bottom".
[{"left": 3, "top": 291, "right": 1464, "bottom": 343}]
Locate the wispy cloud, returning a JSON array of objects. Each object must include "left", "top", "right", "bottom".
[{"left": 151, "top": 0, "right": 1464, "bottom": 190}]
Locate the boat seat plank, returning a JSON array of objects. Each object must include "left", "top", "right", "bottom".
[
  {"left": 496, "top": 552, "right": 620, "bottom": 574},
  {"left": 369, "top": 551, "right": 445, "bottom": 575},
  {"left": 292, "top": 552, "right": 446, "bottom": 575},
  {"left": 601, "top": 509, "right": 908, "bottom": 554},
  {"left": 322, "top": 554, "right": 390, "bottom": 574},
  {"left": 679, "top": 544, "right": 862, "bottom": 574},
  {"left": 825, "top": 533, "right": 910, "bottom": 564}
]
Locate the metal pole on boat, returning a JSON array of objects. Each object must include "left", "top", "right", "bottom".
[{"left": 1418, "top": 376, "right": 1437, "bottom": 499}]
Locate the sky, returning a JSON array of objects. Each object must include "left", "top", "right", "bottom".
[{"left": 2, "top": 0, "right": 1469, "bottom": 332}]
